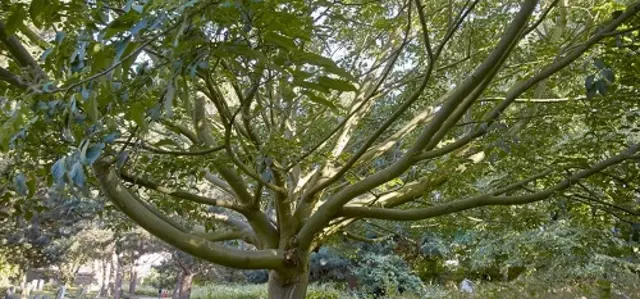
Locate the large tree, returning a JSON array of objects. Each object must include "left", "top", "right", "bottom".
[{"left": 1, "top": 0, "right": 639, "bottom": 297}]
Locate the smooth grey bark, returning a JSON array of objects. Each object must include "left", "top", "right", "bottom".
[
  {"left": 99, "top": 258, "right": 111, "bottom": 297},
  {"left": 171, "top": 271, "right": 183, "bottom": 299},
  {"left": 128, "top": 266, "right": 138, "bottom": 295},
  {"left": 111, "top": 251, "right": 122, "bottom": 299},
  {"left": 178, "top": 272, "right": 193, "bottom": 299},
  {"left": 54, "top": 286, "right": 65, "bottom": 299},
  {"left": 267, "top": 270, "right": 309, "bottom": 299}
]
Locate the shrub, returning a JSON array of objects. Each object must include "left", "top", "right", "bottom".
[
  {"left": 244, "top": 270, "right": 269, "bottom": 284},
  {"left": 309, "top": 247, "right": 352, "bottom": 283},
  {"left": 353, "top": 253, "right": 425, "bottom": 297}
]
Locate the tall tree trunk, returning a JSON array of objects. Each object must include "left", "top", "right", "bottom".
[
  {"left": 111, "top": 251, "right": 122, "bottom": 299},
  {"left": 172, "top": 272, "right": 183, "bottom": 299},
  {"left": 178, "top": 272, "right": 193, "bottom": 299},
  {"left": 267, "top": 270, "right": 309, "bottom": 299},
  {"left": 128, "top": 266, "right": 137, "bottom": 295},
  {"left": 266, "top": 254, "right": 310, "bottom": 299},
  {"left": 54, "top": 286, "right": 66, "bottom": 299},
  {"left": 99, "top": 258, "right": 111, "bottom": 297},
  {"left": 19, "top": 272, "right": 28, "bottom": 299}
]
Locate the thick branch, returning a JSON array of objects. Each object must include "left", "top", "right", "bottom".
[
  {"left": 0, "top": 21, "right": 46, "bottom": 80},
  {"left": 93, "top": 161, "right": 285, "bottom": 269},
  {"left": 0, "top": 67, "right": 29, "bottom": 90},
  {"left": 339, "top": 144, "right": 639, "bottom": 220},
  {"left": 120, "top": 169, "right": 279, "bottom": 248},
  {"left": 297, "top": 0, "right": 537, "bottom": 249},
  {"left": 414, "top": 2, "right": 640, "bottom": 161}
]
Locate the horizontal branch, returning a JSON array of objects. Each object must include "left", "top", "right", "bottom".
[
  {"left": 120, "top": 169, "right": 245, "bottom": 212},
  {"left": 141, "top": 142, "right": 224, "bottom": 156},
  {"left": 339, "top": 144, "right": 639, "bottom": 220},
  {"left": 93, "top": 161, "right": 285, "bottom": 269},
  {"left": 479, "top": 96, "right": 585, "bottom": 103}
]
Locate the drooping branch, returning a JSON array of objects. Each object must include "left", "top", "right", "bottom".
[
  {"left": 92, "top": 161, "right": 285, "bottom": 269},
  {"left": 0, "top": 66, "right": 29, "bottom": 90},
  {"left": 573, "top": 181, "right": 639, "bottom": 216},
  {"left": 338, "top": 144, "right": 640, "bottom": 220},
  {"left": 566, "top": 195, "right": 636, "bottom": 224}
]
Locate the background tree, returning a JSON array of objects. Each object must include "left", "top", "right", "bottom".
[{"left": 1, "top": 0, "right": 639, "bottom": 298}]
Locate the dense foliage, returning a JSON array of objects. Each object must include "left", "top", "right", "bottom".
[{"left": 1, "top": 0, "right": 639, "bottom": 298}]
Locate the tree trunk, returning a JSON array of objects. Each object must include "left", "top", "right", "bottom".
[
  {"left": 172, "top": 272, "right": 183, "bottom": 299},
  {"left": 266, "top": 269, "right": 310, "bottom": 299},
  {"left": 128, "top": 266, "right": 137, "bottom": 295},
  {"left": 111, "top": 252, "right": 122, "bottom": 299},
  {"left": 19, "top": 272, "right": 28, "bottom": 299},
  {"left": 99, "top": 258, "right": 111, "bottom": 297},
  {"left": 178, "top": 272, "right": 193, "bottom": 299},
  {"left": 54, "top": 286, "right": 66, "bottom": 299}
]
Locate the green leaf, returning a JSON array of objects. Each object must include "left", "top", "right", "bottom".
[
  {"left": 298, "top": 52, "right": 355, "bottom": 81},
  {"left": 70, "top": 162, "right": 85, "bottom": 187},
  {"left": 13, "top": 173, "right": 28, "bottom": 196},
  {"left": 84, "top": 143, "right": 105, "bottom": 165},
  {"left": 51, "top": 157, "right": 66, "bottom": 184},
  {"left": 85, "top": 96, "right": 100, "bottom": 122},
  {"left": 5, "top": 6, "right": 27, "bottom": 36},
  {"left": 317, "top": 76, "right": 357, "bottom": 92},
  {"left": 294, "top": 79, "right": 330, "bottom": 94},
  {"left": 303, "top": 91, "right": 339, "bottom": 113},
  {"left": 265, "top": 32, "right": 297, "bottom": 50},
  {"left": 29, "top": 0, "right": 47, "bottom": 28},
  {"left": 118, "top": 41, "right": 141, "bottom": 77},
  {"left": 104, "top": 12, "right": 140, "bottom": 39}
]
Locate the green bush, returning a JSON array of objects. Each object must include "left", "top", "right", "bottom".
[{"left": 353, "top": 253, "right": 425, "bottom": 297}]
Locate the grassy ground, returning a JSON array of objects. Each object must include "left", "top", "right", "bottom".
[
  {"left": 182, "top": 276, "right": 640, "bottom": 299},
  {"left": 5, "top": 274, "right": 638, "bottom": 299}
]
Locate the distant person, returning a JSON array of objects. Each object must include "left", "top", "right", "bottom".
[{"left": 158, "top": 288, "right": 162, "bottom": 299}]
